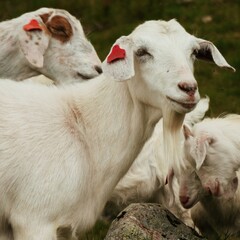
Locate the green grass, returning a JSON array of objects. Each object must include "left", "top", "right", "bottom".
[
  {"left": 82, "top": 220, "right": 110, "bottom": 240},
  {"left": 0, "top": 0, "right": 239, "bottom": 239}
]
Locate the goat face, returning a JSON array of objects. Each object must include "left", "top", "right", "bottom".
[
  {"left": 183, "top": 124, "right": 239, "bottom": 201},
  {"left": 179, "top": 160, "right": 238, "bottom": 211},
  {"left": 102, "top": 19, "right": 234, "bottom": 114},
  {"left": 19, "top": 8, "right": 102, "bottom": 84},
  {"left": 194, "top": 144, "right": 239, "bottom": 199},
  {"left": 179, "top": 169, "right": 207, "bottom": 209}
]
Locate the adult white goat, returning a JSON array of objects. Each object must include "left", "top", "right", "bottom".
[
  {"left": 0, "top": 8, "right": 102, "bottom": 84},
  {"left": 179, "top": 115, "right": 240, "bottom": 238},
  {"left": 0, "top": 19, "right": 234, "bottom": 239}
]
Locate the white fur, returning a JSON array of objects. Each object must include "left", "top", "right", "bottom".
[
  {"left": 0, "top": 19, "right": 233, "bottom": 240},
  {"left": 111, "top": 97, "right": 209, "bottom": 228},
  {"left": 179, "top": 115, "right": 240, "bottom": 237},
  {"left": 190, "top": 180, "right": 240, "bottom": 239},
  {"left": 0, "top": 8, "right": 101, "bottom": 84},
  {"left": 23, "top": 75, "right": 54, "bottom": 85},
  {"left": 112, "top": 97, "right": 210, "bottom": 203}
]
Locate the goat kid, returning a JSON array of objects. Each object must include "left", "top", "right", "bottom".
[
  {"left": 179, "top": 115, "right": 240, "bottom": 238},
  {"left": 0, "top": 19, "right": 234, "bottom": 240},
  {"left": 0, "top": 8, "right": 102, "bottom": 84}
]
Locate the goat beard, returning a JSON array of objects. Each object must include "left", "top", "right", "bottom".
[{"left": 161, "top": 100, "right": 185, "bottom": 206}]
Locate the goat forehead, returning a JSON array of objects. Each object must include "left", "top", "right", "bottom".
[
  {"left": 131, "top": 26, "right": 195, "bottom": 53},
  {"left": 193, "top": 123, "right": 228, "bottom": 145},
  {"left": 35, "top": 8, "right": 74, "bottom": 19},
  {"left": 34, "top": 8, "right": 84, "bottom": 34},
  {"left": 193, "top": 121, "right": 219, "bottom": 136},
  {"left": 134, "top": 19, "right": 186, "bottom": 32},
  {"left": 132, "top": 19, "right": 190, "bottom": 39}
]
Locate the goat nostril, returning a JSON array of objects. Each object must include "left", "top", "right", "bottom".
[
  {"left": 179, "top": 195, "right": 189, "bottom": 204},
  {"left": 95, "top": 65, "right": 103, "bottom": 74}
]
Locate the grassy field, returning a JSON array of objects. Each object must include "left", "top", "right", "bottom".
[{"left": 0, "top": 0, "right": 239, "bottom": 239}]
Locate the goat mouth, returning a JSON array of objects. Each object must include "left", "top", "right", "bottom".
[
  {"left": 180, "top": 197, "right": 198, "bottom": 209},
  {"left": 77, "top": 72, "right": 97, "bottom": 80},
  {"left": 182, "top": 201, "right": 194, "bottom": 209},
  {"left": 167, "top": 97, "right": 197, "bottom": 109}
]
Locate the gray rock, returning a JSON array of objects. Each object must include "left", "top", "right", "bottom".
[{"left": 104, "top": 203, "right": 206, "bottom": 240}]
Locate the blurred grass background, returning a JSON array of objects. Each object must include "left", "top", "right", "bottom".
[{"left": 0, "top": 0, "right": 239, "bottom": 239}]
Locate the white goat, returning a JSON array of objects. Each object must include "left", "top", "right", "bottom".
[
  {"left": 0, "top": 19, "right": 234, "bottom": 240},
  {"left": 0, "top": 8, "right": 102, "bottom": 84},
  {"left": 179, "top": 115, "right": 240, "bottom": 238}
]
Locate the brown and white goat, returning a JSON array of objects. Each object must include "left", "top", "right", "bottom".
[{"left": 0, "top": 8, "right": 102, "bottom": 84}]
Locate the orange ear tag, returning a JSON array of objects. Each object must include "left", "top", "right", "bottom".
[
  {"left": 107, "top": 45, "right": 126, "bottom": 63},
  {"left": 23, "top": 19, "right": 42, "bottom": 31}
]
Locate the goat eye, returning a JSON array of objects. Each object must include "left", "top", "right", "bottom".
[
  {"left": 192, "top": 48, "right": 199, "bottom": 57},
  {"left": 49, "top": 26, "right": 68, "bottom": 37},
  {"left": 135, "top": 48, "right": 151, "bottom": 57}
]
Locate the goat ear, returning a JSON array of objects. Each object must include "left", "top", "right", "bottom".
[
  {"left": 102, "top": 36, "right": 135, "bottom": 81},
  {"left": 19, "top": 18, "right": 49, "bottom": 68},
  {"left": 190, "top": 135, "right": 211, "bottom": 170},
  {"left": 196, "top": 39, "right": 235, "bottom": 72}
]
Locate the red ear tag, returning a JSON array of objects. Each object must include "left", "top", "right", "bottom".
[
  {"left": 107, "top": 44, "right": 126, "bottom": 63},
  {"left": 23, "top": 19, "right": 42, "bottom": 31}
]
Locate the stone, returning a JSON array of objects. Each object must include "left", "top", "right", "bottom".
[{"left": 104, "top": 203, "right": 206, "bottom": 240}]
